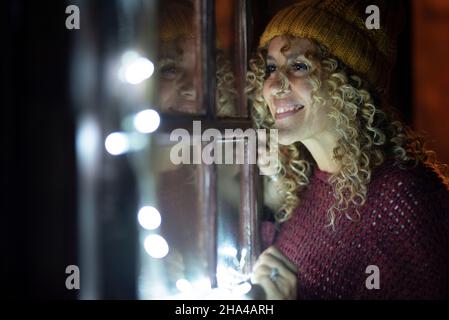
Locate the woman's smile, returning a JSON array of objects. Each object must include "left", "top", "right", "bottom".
[{"left": 275, "top": 103, "right": 305, "bottom": 120}]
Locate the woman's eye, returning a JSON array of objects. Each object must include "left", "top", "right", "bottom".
[
  {"left": 265, "top": 65, "right": 276, "bottom": 76},
  {"left": 159, "top": 64, "right": 178, "bottom": 79},
  {"left": 292, "top": 62, "right": 309, "bottom": 72}
]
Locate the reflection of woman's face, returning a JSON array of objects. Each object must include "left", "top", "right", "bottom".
[
  {"left": 156, "top": 37, "right": 199, "bottom": 114},
  {"left": 262, "top": 36, "right": 331, "bottom": 145}
]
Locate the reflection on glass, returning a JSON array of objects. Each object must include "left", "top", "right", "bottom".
[
  {"left": 153, "top": 0, "right": 202, "bottom": 115},
  {"left": 136, "top": 0, "right": 249, "bottom": 300},
  {"left": 216, "top": 139, "right": 256, "bottom": 291},
  {"left": 216, "top": 50, "right": 238, "bottom": 117},
  {"left": 140, "top": 135, "right": 255, "bottom": 299},
  {"left": 139, "top": 133, "right": 207, "bottom": 298},
  {"left": 216, "top": 160, "right": 245, "bottom": 289},
  {"left": 216, "top": 0, "right": 239, "bottom": 117},
  {"left": 152, "top": 0, "right": 237, "bottom": 116}
]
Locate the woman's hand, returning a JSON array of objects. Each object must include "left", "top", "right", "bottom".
[{"left": 251, "top": 246, "right": 298, "bottom": 300}]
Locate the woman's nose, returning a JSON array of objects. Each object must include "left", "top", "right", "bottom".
[
  {"left": 180, "top": 87, "right": 196, "bottom": 100},
  {"left": 179, "top": 73, "right": 197, "bottom": 101},
  {"left": 270, "top": 71, "right": 290, "bottom": 96}
]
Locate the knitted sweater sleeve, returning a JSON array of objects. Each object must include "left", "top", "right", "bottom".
[{"left": 354, "top": 166, "right": 449, "bottom": 299}]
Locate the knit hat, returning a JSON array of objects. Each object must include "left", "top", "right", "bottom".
[
  {"left": 259, "top": 0, "right": 405, "bottom": 92},
  {"left": 159, "top": 2, "right": 195, "bottom": 42}
]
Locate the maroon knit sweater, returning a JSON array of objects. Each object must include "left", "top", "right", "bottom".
[{"left": 262, "top": 161, "right": 449, "bottom": 299}]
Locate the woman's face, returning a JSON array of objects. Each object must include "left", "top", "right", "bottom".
[
  {"left": 262, "top": 36, "right": 332, "bottom": 145},
  {"left": 156, "top": 37, "right": 200, "bottom": 114}
]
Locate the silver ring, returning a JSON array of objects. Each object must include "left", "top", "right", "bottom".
[{"left": 269, "top": 267, "right": 280, "bottom": 282}]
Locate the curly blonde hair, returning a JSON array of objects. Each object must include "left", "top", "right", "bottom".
[
  {"left": 216, "top": 51, "right": 237, "bottom": 117},
  {"left": 247, "top": 36, "right": 448, "bottom": 229}
]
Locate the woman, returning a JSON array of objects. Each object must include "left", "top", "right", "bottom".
[
  {"left": 154, "top": 0, "right": 236, "bottom": 116},
  {"left": 248, "top": 0, "right": 449, "bottom": 299}
]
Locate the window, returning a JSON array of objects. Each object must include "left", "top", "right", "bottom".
[{"left": 73, "top": 0, "right": 262, "bottom": 299}]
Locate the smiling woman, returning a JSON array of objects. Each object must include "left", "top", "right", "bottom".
[
  {"left": 247, "top": 0, "right": 449, "bottom": 300},
  {"left": 154, "top": 1, "right": 201, "bottom": 115},
  {"left": 153, "top": 0, "right": 237, "bottom": 116},
  {"left": 262, "top": 37, "right": 331, "bottom": 147}
]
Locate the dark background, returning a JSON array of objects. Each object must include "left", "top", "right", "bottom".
[
  {"left": 3, "top": 0, "right": 77, "bottom": 299},
  {"left": 3, "top": 0, "right": 444, "bottom": 300}
]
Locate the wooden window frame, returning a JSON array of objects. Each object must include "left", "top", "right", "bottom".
[{"left": 156, "top": 0, "right": 260, "bottom": 288}]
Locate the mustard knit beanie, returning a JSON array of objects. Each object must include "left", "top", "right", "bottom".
[
  {"left": 259, "top": 0, "right": 405, "bottom": 92},
  {"left": 159, "top": 2, "right": 195, "bottom": 42}
]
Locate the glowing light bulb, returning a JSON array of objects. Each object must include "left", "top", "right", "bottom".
[
  {"left": 119, "top": 51, "right": 154, "bottom": 84},
  {"left": 232, "top": 281, "right": 252, "bottom": 296},
  {"left": 105, "top": 132, "right": 129, "bottom": 155},
  {"left": 134, "top": 109, "right": 160, "bottom": 133},
  {"left": 194, "top": 278, "right": 212, "bottom": 292},
  {"left": 137, "top": 206, "right": 161, "bottom": 230},
  {"left": 144, "top": 234, "right": 169, "bottom": 258},
  {"left": 176, "top": 279, "right": 192, "bottom": 293},
  {"left": 219, "top": 246, "right": 238, "bottom": 257}
]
